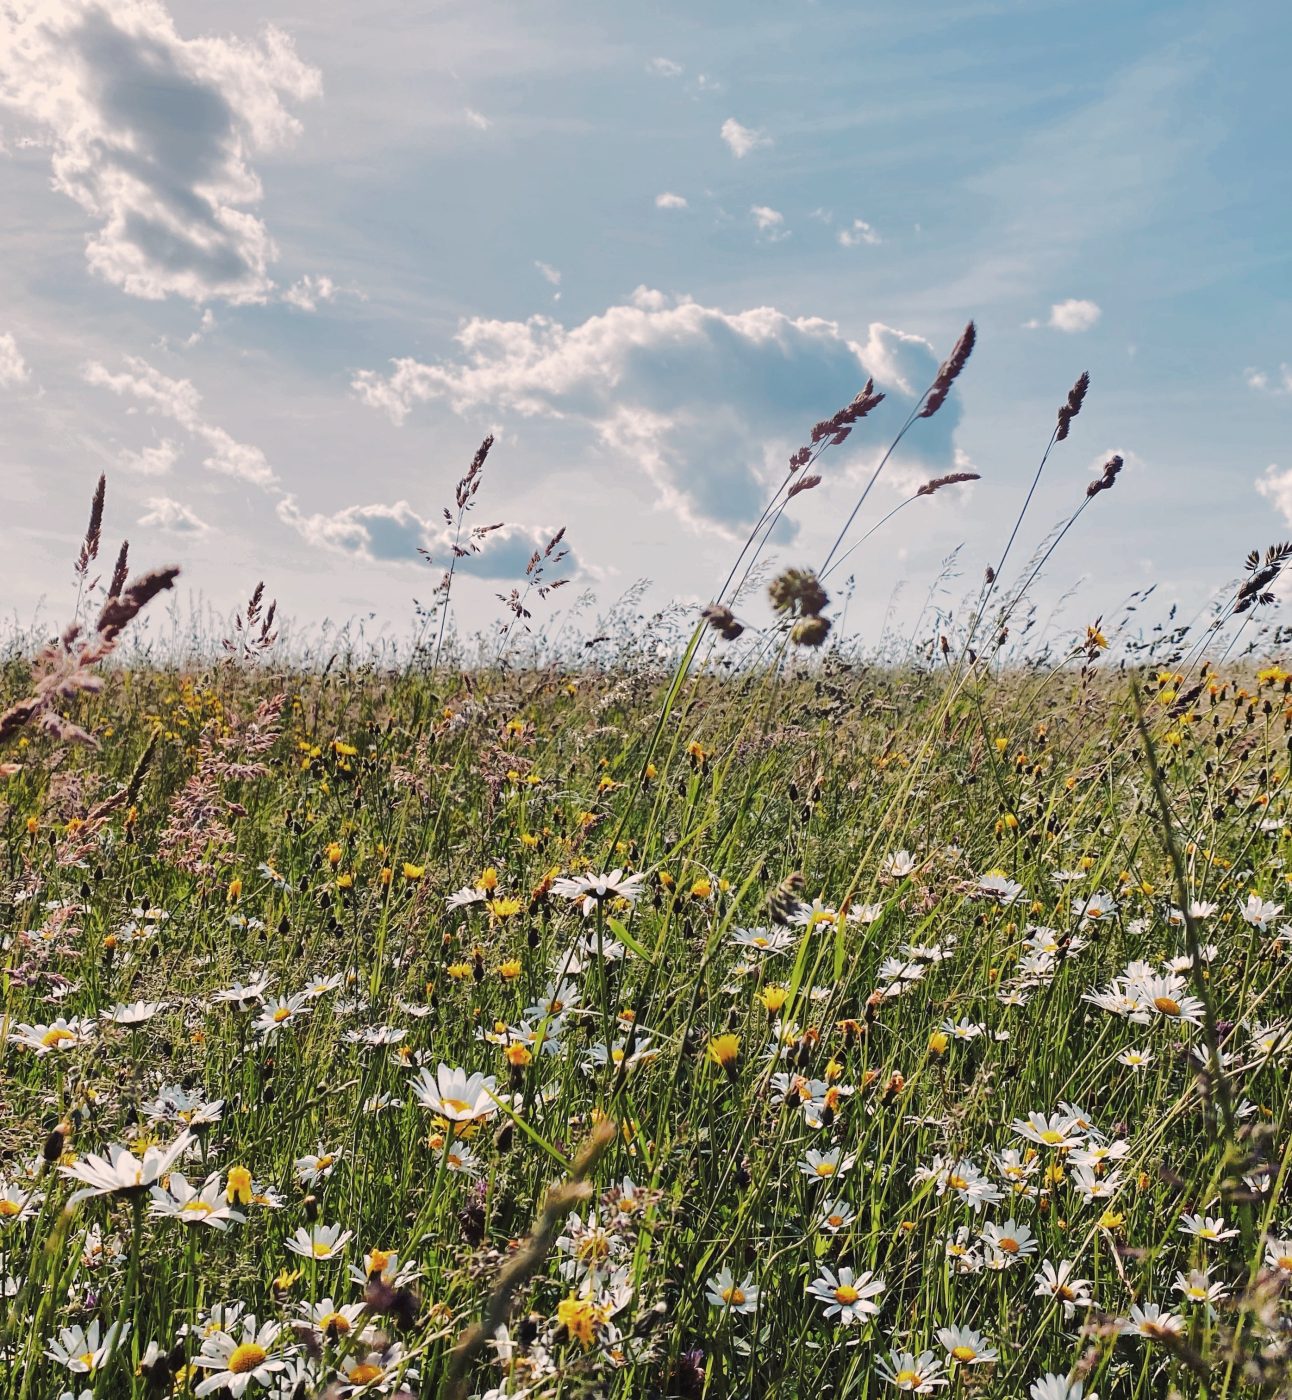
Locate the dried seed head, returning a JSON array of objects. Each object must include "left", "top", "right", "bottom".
[
  {"left": 787, "top": 474, "right": 822, "bottom": 499},
  {"left": 1085, "top": 454, "right": 1123, "bottom": 498},
  {"left": 768, "top": 568, "right": 828, "bottom": 618},
  {"left": 1055, "top": 371, "right": 1090, "bottom": 442},
  {"left": 701, "top": 605, "right": 744, "bottom": 641},
  {"left": 791, "top": 615, "right": 832, "bottom": 647},
  {"left": 919, "top": 322, "right": 976, "bottom": 419},
  {"left": 917, "top": 471, "right": 980, "bottom": 497}
]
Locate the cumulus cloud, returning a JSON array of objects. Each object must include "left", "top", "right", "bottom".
[
  {"left": 0, "top": 0, "right": 320, "bottom": 304},
  {"left": 655, "top": 192, "right": 688, "bottom": 210},
  {"left": 275, "top": 495, "right": 574, "bottom": 576},
  {"left": 1047, "top": 299, "right": 1102, "bottom": 333},
  {"left": 647, "top": 57, "right": 683, "bottom": 77},
  {"left": 351, "top": 288, "right": 966, "bottom": 536},
  {"left": 138, "top": 495, "right": 208, "bottom": 533},
  {"left": 0, "top": 331, "right": 31, "bottom": 386},
  {"left": 720, "top": 118, "right": 770, "bottom": 159},
  {"left": 1257, "top": 464, "right": 1292, "bottom": 524},
  {"left": 838, "top": 218, "right": 880, "bottom": 248},
  {"left": 83, "top": 355, "right": 275, "bottom": 485}
]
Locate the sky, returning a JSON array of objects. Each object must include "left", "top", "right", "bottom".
[{"left": 0, "top": 0, "right": 1289, "bottom": 656}]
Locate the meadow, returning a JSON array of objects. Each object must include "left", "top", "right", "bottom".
[{"left": 4, "top": 332, "right": 1292, "bottom": 1400}]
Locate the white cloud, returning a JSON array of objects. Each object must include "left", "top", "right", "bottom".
[
  {"left": 0, "top": 0, "right": 320, "bottom": 304},
  {"left": 1047, "top": 299, "right": 1102, "bottom": 333},
  {"left": 647, "top": 57, "right": 683, "bottom": 78},
  {"left": 1257, "top": 464, "right": 1292, "bottom": 524},
  {"left": 282, "top": 274, "right": 336, "bottom": 311},
  {"left": 351, "top": 290, "right": 966, "bottom": 535},
  {"left": 275, "top": 495, "right": 573, "bottom": 576},
  {"left": 720, "top": 118, "right": 770, "bottom": 159},
  {"left": 0, "top": 331, "right": 31, "bottom": 386},
  {"left": 655, "top": 192, "right": 688, "bottom": 210},
  {"left": 138, "top": 495, "right": 208, "bottom": 533},
  {"left": 463, "top": 106, "right": 491, "bottom": 130},
  {"left": 750, "top": 205, "right": 788, "bottom": 241},
  {"left": 838, "top": 218, "right": 880, "bottom": 248},
  {"left": 1246, "top": 364, "right": 1292, "bottom": 395},
  {"left": 83, "top": 355, "right": 275, "bottom": 485},
  {"left": 534, "top": 260, "right": 562, "bottom": 287},
  {"left": 121, "top": 438, "right": 180, "bottom": 475}
]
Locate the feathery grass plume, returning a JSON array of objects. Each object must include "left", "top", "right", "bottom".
[
  {"left": 918, "top": 321, "right": 976, "bottom": 419},
  {"left": 497, "top": 527, "right": 571, "bottom": 638},
  {"left": 1234, "top": 542, "right": 1292, "bottom": 614},
  {"left": 0, "top": 563, "right": 180, "bottom": 749},
  {"left": 92, "top": 567, "right": 181, "bottom": 645},
  {"left": 1055, "top": 370, "right": 1090, "bottom": 442},
  {"left": 74, "top": 473, "right": 106, "bottom": 581},
  {"left": 425, "top": 434, "right": 496, "bottom": 670},
  {"left": 223, "top": 580, "right": 279, "bottom": 662},
  {"left": 916, "top": 471, "right": 981, "bottom": 497},
  {"left": 106, "top": 539, "right": 129, "bottom": 599},
  {"left": 1085, "top": 453, "right": 1123, "bottom": 498}
]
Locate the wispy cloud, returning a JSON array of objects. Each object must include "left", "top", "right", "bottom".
[
  {"left": 534, "top": 260, "right": 562, "bottom": 287},
  {"left": 463, "top": 106, "right": 491, "bottom": 130},
  {"left": 647, "top": 57, "right": 683, "bottom": 78},
  {"left": 83, "top": 356, "right": 275, "bottom": 485},
  {"left": 838, "top": 218, "right": 880, "bottom": 248},
  {"left": 1246, "top": 365, "right": 1292, "bottom": 395},
  {"left": 0, "top": 331, "right": 31, "bottom": 387},
  {"left": 750, "top": 205, "right": 788, "bottom": 240},
  {"left": 139, "top": 495, "right": 209, "bottom": 534},
  {"left": 720, "top": 118, "right": 770, "bottom": 159}
]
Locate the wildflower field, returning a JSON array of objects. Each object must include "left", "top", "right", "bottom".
[{"left": 5, "top": 346, "right": 1292, "bottom": 1400}]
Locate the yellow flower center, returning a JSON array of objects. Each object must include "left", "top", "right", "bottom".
[
  {"left": 947, "top": 1173, "right": 969, "bottom": 1190},
  {"left": 41, "top": 1029, "right": 75, "bottom": 1048},
  {"left": 229, "top": 1343, "right": 267, "bottom": 1374},
  {"left": 272, "top": 1007, "right": 292, "bottom": 1023},
  {"left": 998, "top": 1237, "right": 1019, "bottom": 1254},
  {"left": 180, "top": 1200, "right": 213, "bottom": 1217},
  {"left": 951, "top": 1346, "right": 977, "bottom": 1363},
  {"left": 78, "top": 1353, "right": 97, "bottom": 1370},
  {"left": 721, "top": 1286, "right": 746, "bottom": 1306},
  {"left": 895, "top": 1371, "right": 919, "bottom": 1387},
  {"left": 815, "top": 1162, "right": 837, "bottom": 1177},
  {"left": 826, "top": 1213, "right": 844, "bottom": 1228},
  {"left": 348, "top": 1363, "right": 382, "bottom": 1384},
  {"left": 1154, "top": 996, "right": 1181, "bottom": 1016},
  {"left": 441, "top": 1097, "right": 472, "bottom": 1115},
  {"left": 1039, "top": 1129, "right": 1064, "bottom": 1145},
  {"left": 833, "top": 1284, "right": 860, "bottom": 1304},
  {"left": 316, "top": 1155, "right": 334, "bottom": 1170},
  {"left": 0, "top": 1200, "right": 22, "bottom": 1217},
  {"left": 320, "top": 1312, "right": 350, "bottom": 1334}
]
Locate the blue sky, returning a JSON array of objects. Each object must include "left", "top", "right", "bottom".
[{"left": 0, "top": 0, "right": 1288, "bottom": 652}]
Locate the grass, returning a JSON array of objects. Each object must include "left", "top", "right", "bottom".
[{"left": 4, "top": 347, "right": 1292, "bottom": 1399}]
